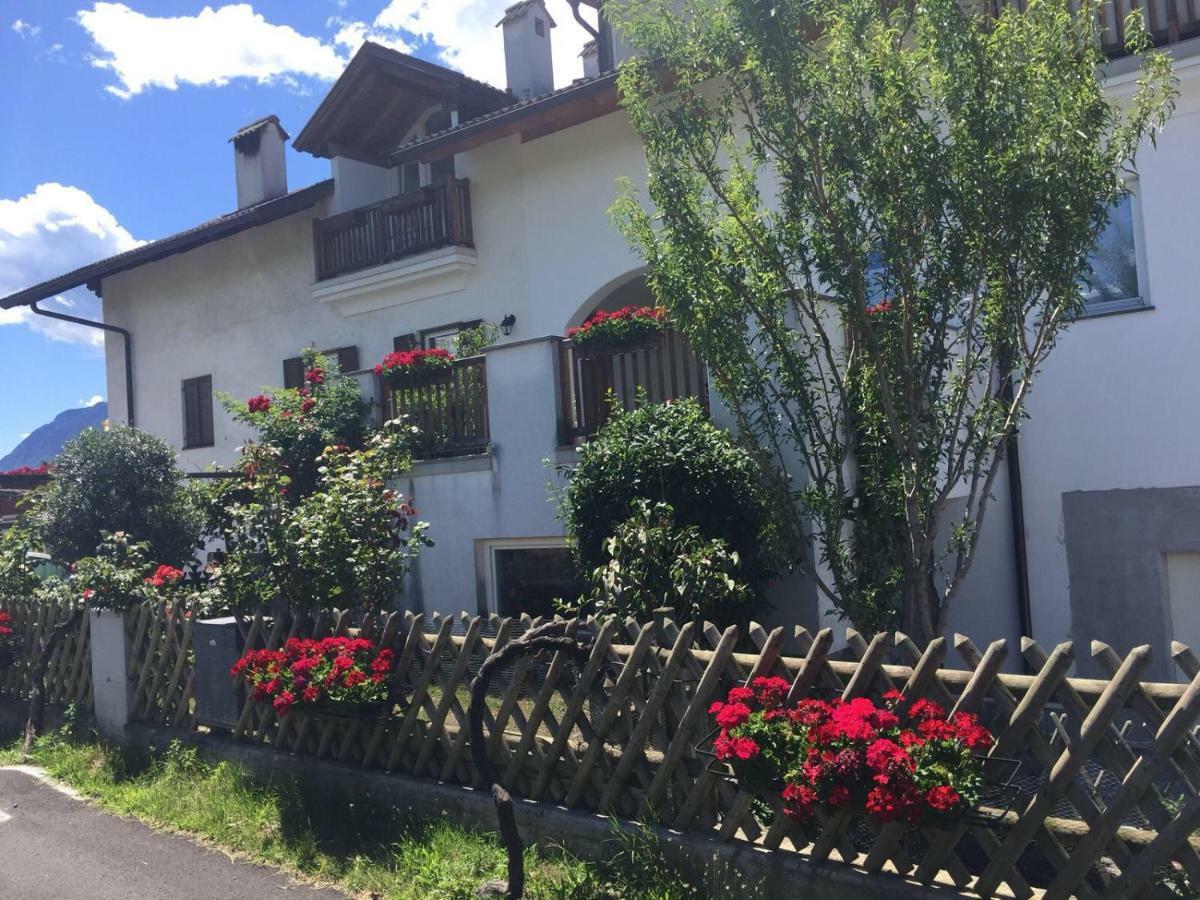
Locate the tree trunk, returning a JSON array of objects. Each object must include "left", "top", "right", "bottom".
[
  {"left": 23, "top": 608, "right": 84, "bottom": 758},
  {"left": 903, "top": 571, "right": 939, "bottom": 647}
]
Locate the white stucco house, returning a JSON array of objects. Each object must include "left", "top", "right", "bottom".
[{"left": 4, "top": 0, "right": 1200, "bottom": 676}]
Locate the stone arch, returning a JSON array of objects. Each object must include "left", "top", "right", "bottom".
[{"left": 565, "top": 266, "right": 650, "bottom": 330}]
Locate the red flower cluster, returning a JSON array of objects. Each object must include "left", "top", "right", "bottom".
[
  {"left": 867, "top": 300, "right": 894, "bottom": 316},
  {"left": 0, "top": 610, "right": 14, "bottom": 643},
  {"left": 247, "top": 395, "right": 271, "bottom": 413},
  {"left": 231, "top": 636, "right": 394, "bottom": 717},
  {"left": 566, "top": 305, "right": 669, "bottom": 349},
  {"left": 710, "top": 684, "right": 994, "bottom": 826},
  {"left": 144, "top": 564, "right": 184, "bottom": 588},
  {"left": 1, "top": 464, "right": 52, "bottom": 476},
  {"left": 374, "top": 348, "right": 455, "bottom": 382},
  {"left": 305, "top": 367, "right": 325, "bottom": 385}
]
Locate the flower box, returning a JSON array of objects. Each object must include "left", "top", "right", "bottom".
[
  {"left": 705, "top": 680, "right": 1002, "bottom": 829},
  {"left": 231, "top": 635, "right": 395, "bottom": 719},
  {"left": 568, "top": 305, "right": 669, "bottom": 355},
  {"left": 374, "top": 349, "right": 455, "bottom": 388}
]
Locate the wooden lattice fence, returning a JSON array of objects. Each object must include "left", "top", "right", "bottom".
[
  {"left": 124, "top": 604, "right": 1200, "bottom": 898},
  {"left": 0, "top": 594, "right": 91, "bottom": 710}
]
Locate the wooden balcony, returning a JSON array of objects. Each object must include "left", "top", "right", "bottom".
[
  {"left": 558, "top": 330, "right": 709, "bottom": 444},
  {"left": 993, "top": 0, "right": 1200, "bottom": 54},
  {"left": 313, "top": 179, "right": 473, "bottom": 282},
  {"left": 383, "top": 356, "right": 490, "bottom": 459}
]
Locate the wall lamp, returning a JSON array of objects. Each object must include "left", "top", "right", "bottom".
[{"left": 500, "top": 314, "right": 517, "bottom": 336}]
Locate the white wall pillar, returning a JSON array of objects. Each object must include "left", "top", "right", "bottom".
[{"left": 89, "top": 609, "right": 132, "bottom": 739}]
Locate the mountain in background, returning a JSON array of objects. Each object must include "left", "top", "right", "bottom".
[{"left": 0, "top": 403, "right": 108, "bottom": 471}]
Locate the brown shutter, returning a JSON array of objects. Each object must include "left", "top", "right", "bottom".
[
  {"left": 182, "top": 375, "right": 213, "bottom": 448},
  {"left": 334, "top": 346, "right": 359, "bottom": 374},
  {"left": 282, "top": 356, "right": 304, "bottom": 389},
  {"left": 393, "top": 333, "right": 418, "bottom": 352}
]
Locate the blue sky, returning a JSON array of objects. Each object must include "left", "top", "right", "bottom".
[{"left": 0, "top": 1, "right": 592, "bottom": 459}]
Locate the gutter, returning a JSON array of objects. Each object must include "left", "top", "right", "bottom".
[{"left": 30, "top": 300, "right": 134, "bottom": 428}]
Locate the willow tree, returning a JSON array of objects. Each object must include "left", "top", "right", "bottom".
[{"left": 610, "top": 0, "right": 1174, "bottom": 641}]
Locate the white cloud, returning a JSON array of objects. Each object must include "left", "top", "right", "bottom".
[
  {"left": 373, "top": 1, "right": 593, "bottom": 89},
  {"left": 82, "top": 395, "right": 105, "bottom": 407},
  {"left": 75, "top": 2, "right": 398, "bottom": 98},
  {"left": 0, "top": 183, "right": 141, "bottom": 347},
  {"left": 11, "top": 19, "right": 41, "bottom": 38}
]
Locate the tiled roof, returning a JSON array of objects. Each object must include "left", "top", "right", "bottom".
[
  {"left": 388, "top": 69, "right": 619, "bottom": 165},
  {"left": 496, "top": 0, "right": 556, "bottom": 27},
  {"left": 229, "top": 114, "right": 289, "bottom": 143},
  {"left": 0, "top": 180, "right": 334, "bottom": 310}
]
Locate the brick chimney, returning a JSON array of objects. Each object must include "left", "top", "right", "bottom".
[
  {"left": 497, "top": 0, "right": 556, "bottom": 101},
  {"left": 229, "top": 115, "right": 289, "bottom": 209}
]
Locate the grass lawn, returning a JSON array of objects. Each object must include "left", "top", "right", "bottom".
[{"left": 0, "top": 718, "right": 736, "bottom": 900}]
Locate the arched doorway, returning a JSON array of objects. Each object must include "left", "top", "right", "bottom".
[{"left": 559, "top": 274, "right": 709, "bottom": 443}]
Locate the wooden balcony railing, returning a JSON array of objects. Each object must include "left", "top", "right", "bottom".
[
  {"left": 993, "top": 0, "right": 1200, "bottom": 54},
  {"left": 383, "top": 356, "right": 489, "bottom": 459},
  {"left": 558, "top": 330, "right": 709, "bottom": 443},
  {"left": 313, "top": 179, "right": 473, "bottom": 282}
]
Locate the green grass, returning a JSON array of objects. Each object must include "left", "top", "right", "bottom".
[{"left": 0, "top": 717, "right": 720, "bottom": 900}]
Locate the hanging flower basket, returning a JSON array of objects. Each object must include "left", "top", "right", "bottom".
[
  {"left": 231, "top": 636, "right": 396, "bottom": 719},
  {"left": 568, "top": 305, "right": 669, "bottom": 357},
  {"left": 702, "top": 681, "right": 1004, "bottom": 830},
  {"left": 374, "top": 348, "right": 455, "bottom": 388}
]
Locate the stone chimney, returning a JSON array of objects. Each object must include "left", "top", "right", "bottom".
[
  {"left": 229, "top": 115, "right": 289, "bottom": 209},
  {"left": 497, "top": 0, "right": 555, "bottom": 101},
  {"left": 580, "top": 39, "right": 599, "bottom": 79}
]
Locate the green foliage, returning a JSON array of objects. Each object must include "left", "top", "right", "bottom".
[
  {"left": 0, "top": 524, "right": 42, "bottom": 606},
  {"left": 453, "top": 321, "right": 500, "bottom": 357},
  {"left": 212, "top": 419, "right": 429, "bottom": 615},
  {"left": 579, "top": 499, "right": 753, "bottom": 626},
  {"left": 560, "top": 400, "right": 781, "bottom": 615},
  {"left": 609, "top": 0, "right": 1175, "bottom": 639},
  {"left": 221, "top": 348, "right": 368, "bottom": 499},
  {"left": 10, "top": 730, "right": 720, "bottom": 899},
  {"left": 35, "top": 426, "right": 201, "bottom": 567},
  {"left": 70, "top": 532, "right": 157, "bottom": 613}
]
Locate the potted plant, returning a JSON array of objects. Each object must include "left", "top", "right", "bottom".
[
  {"left": 374, "top": 348, "right": 455, "bottom": 387},
  {"left": 231, "top": 636, "right": 395, "bottom": 719},
  {"left": 567, "top": 305, "right": 669, "bottom": 357},
  {"left": 708, "top": 683, "right": 996, "bottom": 827}
]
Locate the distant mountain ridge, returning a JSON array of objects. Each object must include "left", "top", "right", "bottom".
[{"left": 0, "top": 403, "right": 109, "bottom": 471}]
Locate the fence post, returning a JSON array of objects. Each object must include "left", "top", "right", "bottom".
[{"left": 88, "top": 608, "right": 132, "bottom": 739}]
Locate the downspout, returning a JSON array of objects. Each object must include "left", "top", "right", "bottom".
[
  {"left": 1005, "top": 417, "right": 1034, "bottom": 645},
  {"left": 30, "top": 299, "right": 135, "bottom": 427}
]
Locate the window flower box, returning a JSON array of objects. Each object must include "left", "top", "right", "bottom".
[
  {"left": 568, "top": 305, "right": 669, "bottom": 357},
  {"left": 231, "top": 635, "right": 395, "bottom": 719},
  {"left": 374, "top": 348, "right": 455, "bottom": 388}
]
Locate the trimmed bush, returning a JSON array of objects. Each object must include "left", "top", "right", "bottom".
[
  {"left": 37, "top": 426, "right": 201, "bottom": 566},
  {"left": 561, "top": 400, "right": 781, "bottom": 616}
]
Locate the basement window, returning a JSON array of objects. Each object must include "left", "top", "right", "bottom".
[
  {"left": 483, "top": 539, "right": 583, "bottom": 620},
  {"left": 181, "top": 375, "right": 214, "bottom": 449}
]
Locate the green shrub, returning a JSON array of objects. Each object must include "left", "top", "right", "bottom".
[
  {"left": 581, "top": 499, "right": 753, "bottom": 625},
  {"left": 560, "top": 399, "right": 782, "bottom": 618},
  {"left": 36, "top": 426, "right": 201, "bottom": 566},
  {"left": 453, "top": 322, "right": 500, "bottom": 358}
]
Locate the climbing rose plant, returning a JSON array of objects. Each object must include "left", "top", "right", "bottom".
[
  {"left": 231, "top": 636, "right": 395, "bottom": 717},
  {"left": 709, "top": 679, "right": 994, "bottom": 824},
  {"left": 567, "top": 305, "right": 668, "bottom": 350},
  {"left": 0, "top": 610, "right": 14, "bottom": 649}
]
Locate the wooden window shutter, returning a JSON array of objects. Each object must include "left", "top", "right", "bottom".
[
  {"left": 282, "top": 356, "right": 305, "bottom": 390},
  {"left": 334, "top": 346, "right": 359, "bottom": 374},
  {"left": 394, "top": 333, "right": 418, "bottom": 352},
  {"left": 182, "top": 375, "right": 214, "bottom": 448}
]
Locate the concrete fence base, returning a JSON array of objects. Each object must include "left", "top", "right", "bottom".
[{"left": 88, "top": 610, "right": 131, "bottom": 740}]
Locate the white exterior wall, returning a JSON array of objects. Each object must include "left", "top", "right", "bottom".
[{"left": 99, "top": 44, "right": 1200, "bottom": 652}]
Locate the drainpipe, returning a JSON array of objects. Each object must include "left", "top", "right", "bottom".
[
  {"left": 30, "top": 299, "right": 135, "bottom": 427},
  {"left": 1004, "top": 406, "right": 1034, "bottom": 646}
]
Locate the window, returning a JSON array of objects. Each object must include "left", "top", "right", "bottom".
[
  {"left": 535, "top": 16, "right": 545, "bottom": 37},
  {"left": 1082, "top": 192, "right": 1142, "bottom": 311},
  {"left": 399, "top": 162, "right": 422, "bottom": 196},
  {"left": 483, "top": 539, "right": 583, "bottom": 619},
  {"left": 181, "top": 376, "right": 214, "bottom": 449},
  {"left": 283, "top": 346, "right": 359, "bottom": 389},
  {"left": 423, "top": 326, "right": 461, "bottom": 351},
  {"left": 394, "top": 333, "right": 419, "bottom": 352}
]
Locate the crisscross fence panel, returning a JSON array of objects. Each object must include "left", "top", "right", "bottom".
[
  {"left": 0, "top": 595, "right": 91, "bottom": 709},
  {"left": 128, "top": 601, "right": 1200, "bottom": 898},
  {"left": 125, "top": 601, "right": 195, "bottom": 729}
]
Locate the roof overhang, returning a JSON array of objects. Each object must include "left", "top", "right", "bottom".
[
  {"left": 388, "top": 71, "right": 620, "bottom": 166},
  {"left": 0, "top": 180, "right": 334, "bottom": 311},
  {"left": 293, "top": 42, "right": 513, "bottom": 165}
]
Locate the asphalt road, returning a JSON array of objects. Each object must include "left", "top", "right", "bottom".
[{"left": 0, "top": 766, "right": 347, "bottom": 899}]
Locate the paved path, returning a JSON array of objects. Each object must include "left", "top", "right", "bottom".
[{"left": 0, "top": 766, "right": 347, "bottom": 899}]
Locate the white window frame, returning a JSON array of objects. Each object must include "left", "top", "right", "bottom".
[
  {"left": 422, "top": 326, "right": 461, "bottom": 351},
  {"left": 1081, "top": 181, "right": 1150, "bottom": 317},
  {"left": 479, "top": 537, "right": 572, "bottom": 616}
]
